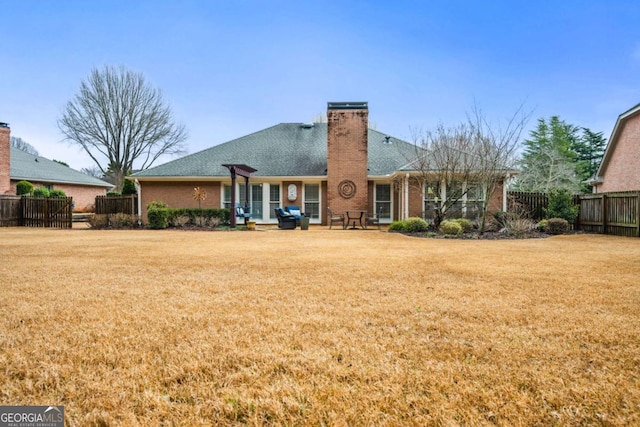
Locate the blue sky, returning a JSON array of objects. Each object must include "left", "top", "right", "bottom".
[{"left": 2, "top": 0, "right": 640, "bottom": 171}]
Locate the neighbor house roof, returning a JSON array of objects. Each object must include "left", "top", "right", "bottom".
[
  {"left": 10, "top": 147, "right": 113, "bottom": 188},
  {"left": 133, "top": 123, "right": 418, "bottom": 179},
  {"left": 595, "top": 102, "right": 640, "bottom": 181}
]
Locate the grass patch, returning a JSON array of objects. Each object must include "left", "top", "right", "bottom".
[{"left": 1, "top": 228, "right": 639, "bottom": 425}]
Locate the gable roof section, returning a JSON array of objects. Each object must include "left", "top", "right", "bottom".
[
  {"left": 596, "top": 102, "right": 640, "bottom": 180},
  {"left": 10, "top": 147, "right": 113, "bottom": 188},
  {"left": 134, "top": 123, "right": 417, "bottom": 179}
]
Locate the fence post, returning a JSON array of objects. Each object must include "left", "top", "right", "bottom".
[
  {"left": 637, "top": 193, "right": 640, "bottom": 238},
  {"left": 601, "top": 194, "right": 607, "bottom": 235}
]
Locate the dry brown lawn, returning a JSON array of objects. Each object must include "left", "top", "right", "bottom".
[{"left": 1, "top": 226, "right": 639, "bottom": 426}]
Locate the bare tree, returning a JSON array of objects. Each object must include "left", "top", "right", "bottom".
[
  {"left": 408, "top": 123, "right": 477, "bottom": 228},
  {"left": 407, "top": 104, "right": 529, "bottom": 232},
  {"left": 10, "top": 136, "right": 39, "bottom": 155},
  {"left": 58, "top": 65, "right": 187, "bottom": 191},
  {"left": 466, "top": 103, "right": 530, "bottom": 233}
]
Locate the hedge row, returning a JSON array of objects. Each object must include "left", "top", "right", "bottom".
[{"left": 147, "top": 208, "right": 230, "bottom": 229}]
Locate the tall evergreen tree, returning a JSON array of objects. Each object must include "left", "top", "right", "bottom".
[
  {"left": 517, "top": 116, "right": 581, "bottom": 193},
  {"left": 571, "top": 127, "right": 607, "bottom": 192}
]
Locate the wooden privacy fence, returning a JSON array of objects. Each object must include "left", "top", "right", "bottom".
[
  {"left": 22, "top": 197, "right": 73, "bottom": 228},
  {"left": 507, "top": 191, "right": 640, "bottom": 237},
  {"left": 95, "top": 195, "right": 139, "bottom": 215},
  {"left": 0, "top": 196, "right": 22, "bottom": 226},
  {"left": 578, "top": 192, "right": 640, "bottom": 237},
  {"left": 0, "top": 196, "right": 73, "bottom": 228},
  {"left": 507, "top": 191, "right": 549, "bottom": 220}
]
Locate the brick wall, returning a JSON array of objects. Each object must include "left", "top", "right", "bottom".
[
  {"left": 598, "top": 113, "right": 640, "bottom": 192},
  {"left": 0, "top": 124, "right": 10, "bottom": 194},
  {"left": 326, "top": 103, "right": 369, "bottom": 215},
  {"left": 139, "top": 181, "right": 222, "bottom": 223}
]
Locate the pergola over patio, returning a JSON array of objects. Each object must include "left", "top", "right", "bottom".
[{"left": 222, "top": 164, "right": 257, "bottom": 228}]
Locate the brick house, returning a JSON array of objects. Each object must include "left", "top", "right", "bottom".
[
  {"left": 132, "top": 102, "right": 509, "bottom": 225},
  {"left": 591, "top": 103, "right": 640, "bottom": 193},
  {"left": 0, "top": 123, "right": 112, "bottom": 211}
]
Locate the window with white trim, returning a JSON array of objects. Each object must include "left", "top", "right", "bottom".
[{"left": 304, "top": 184, "right": 320, "bottom": 221}]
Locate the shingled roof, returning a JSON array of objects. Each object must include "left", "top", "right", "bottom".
[
  {"left": 10, "top": 147, "right": 112, "bottom": 187},
  {"left": 133, "top": 123, "right": 418, "bottom": 178}
]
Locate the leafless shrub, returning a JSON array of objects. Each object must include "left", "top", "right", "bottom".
[{"left": 505, "top": 217, "right": 537, "bottom": 238}]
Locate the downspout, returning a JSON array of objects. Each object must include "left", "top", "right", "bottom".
[
  {"left": 404, "top": 173, "right": 410, "bottom": 220},
  {"left": 134, "top": 179, "right": 142, "bottom": 226}
]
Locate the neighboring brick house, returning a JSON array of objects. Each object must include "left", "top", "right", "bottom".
[
  {"left": 132, "top": 102, "right": 510, "bottom": 225},
  {"left": 0, "top": 122, "right": 112, "bottom": 211},
  {"left": 591, "top": 103, "right": 640, "bottom": 193}
]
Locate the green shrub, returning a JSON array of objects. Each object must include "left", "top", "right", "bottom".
[
  {"left": 16, "top": 180, "right": 34, "bottom": 195},
  {"left": 49, "top": 189, "right": 66, "bottom": 198},
  {"left": 454, "top": 218, "right": 474, "bottom": 233},
  {"left": 388, "top": 221, "right": 407, "bottom": 232},
  {"left": 32, "top": 186, "right": 51, "bottom": 197},
  {"left": 147, "top": 207, "right": 227, "bottom": 229},
  {"left": 545, "top": 188, "right": 578, "bottom": 223},
  {"left": 165, "top": 208, "right": 228, "bottom": 228},
  {"left": 536, "top": 219, "right": 549, "bottom": 232},
  {"left": 106, "top": 191, "right": 121, "bottom": 196},
  {"left": 545, "top": 217, "right": 570, "bottom": 235},
  {"left": 404, "top": 217, "right": 429, "bottom": 233},
  {"left": 439, "top": 220, "right": 462, "bottom": 236},
  {"left": 147, "top": 208, "right": 169, "bottom": 229},
  {"left": 121, "top": 180, "right": 137, "bottom": 195},
  {"left": 147, "top": 200, "right": 168, "bottom": 210}
]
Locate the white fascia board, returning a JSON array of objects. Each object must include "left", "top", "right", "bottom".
[{"left": 596, "top": 103, "right": 640, "bottom": 179}]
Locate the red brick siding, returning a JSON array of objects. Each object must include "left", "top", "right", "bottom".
[
  {"left": 139, "top": 181, "right": 222, "bottom": 224},
  {"left": 487, "top": 182, "right": 504, "bottom": 213},
  {"left": 0, "top": 126, "right": 10, "bottom": 194},
  {"left": 283, "top": 181, "right": 303, "bottom": 207},
  {"left": 597, "top": 113, "right": 640, "bottom": 192},
  {"left": 326, "top": 108, "right": 369, "bottom": 214},
  {"left": 51, "top": 183, "right": 108, "bottom": 212}
]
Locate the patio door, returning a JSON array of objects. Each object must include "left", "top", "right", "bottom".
[
  {"left": 304, "top": 184, "right": 320, "bottom": 223},
  {"left": 375, "top": 183, "right": 392, "bottom": 222},
  {"left": 231, "top": 184, "right": 263, "bottom": 220}
]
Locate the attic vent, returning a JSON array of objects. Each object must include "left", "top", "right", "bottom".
[{"left": 301, "top": 123, "right": 314, "bottom": 129}]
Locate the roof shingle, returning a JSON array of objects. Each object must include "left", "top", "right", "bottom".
[{"left": 134, "top": 123, "right": 417, "bottom": 178}]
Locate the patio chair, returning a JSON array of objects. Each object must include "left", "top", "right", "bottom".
[
  {"left": 327, "top": 207, "right": 345, "bottom": 229},
  {"left": 274, "top": 208, "right": 297, "bottom": 229},
  {"left": 285, "top": 205, "right": 305, "bottom": 226},
  {"left": 366, "top": 205, "right": 383, "bottom": 230},
  {"left": 236, "top": 204, "right": 252, "bottom": 225}
]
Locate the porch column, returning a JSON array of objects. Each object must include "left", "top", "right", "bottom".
[{"left": 223, "top": 164, "right": 257, "bottom": 228}]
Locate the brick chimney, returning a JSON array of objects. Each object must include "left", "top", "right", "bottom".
[
  {"left": 326, "top": 102, "right": 369, "bottom": 215},
  {"left": 0, "top": 122, "right": 10, "bottom": 194}
]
